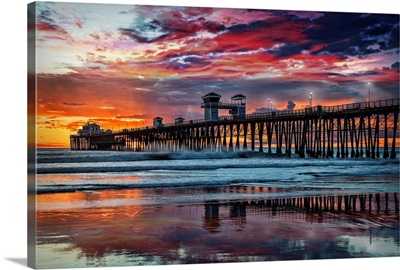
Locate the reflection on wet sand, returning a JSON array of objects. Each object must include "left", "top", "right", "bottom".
[{"left": 36, "top": 189, "right": 400, "bottom": 268}]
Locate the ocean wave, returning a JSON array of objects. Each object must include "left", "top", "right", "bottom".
[
  {"left": 36, "top": 172, "right": 398, "bottom": 195},
  {"left": 36, "top": 150, "right": 287, "bottom": 164},
  {"left": 36, "top": 181, "right": 230, "bottom": 194},
  {"left": 36, "top": 163, "right": 284, "bottom": 174},
  {"left": 36, "top": 157, "right": 399, "bottom": 174}
]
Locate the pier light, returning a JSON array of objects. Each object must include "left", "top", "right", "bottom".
[
  {"left": 309, "top": 92, "right": 313, "bottom": 108},
  {"left": 268, "top": 98, "right": 270, "bottom": 111},
  {"left": 368, "top": 82, "right": 371, "bottom": 105}
]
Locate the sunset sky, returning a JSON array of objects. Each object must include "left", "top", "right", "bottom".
[{"left": 30, "top": 2, "right": 399, "bottom": 148}]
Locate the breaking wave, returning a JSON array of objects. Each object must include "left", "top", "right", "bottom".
[
  {"left": 37, "top": 149, "right": 285, "bottom": 164},
  {"left": 35, "top": 148, "right": 399, "bottom": 194}
]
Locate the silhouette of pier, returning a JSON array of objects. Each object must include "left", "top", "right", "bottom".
[
  {"left": 201, "top": 192, "right": 399, "bottom": 233},
  {"left": 205, "top": 192, "right": 399, "bottom": 220},
  {"left": 70, "top": 98, "right": 399, "bottom": 159}
]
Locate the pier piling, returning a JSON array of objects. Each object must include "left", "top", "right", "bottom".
[{"left": 70, "top": 99, "right": 399, "bottom": 158}]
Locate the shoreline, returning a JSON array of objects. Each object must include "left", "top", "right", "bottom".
[
  {"left": 36, "top": 188, "right": 400, "bottom": 268},
  {"left": 36, "top": 171, "right": 400, "bottom": 195},
  {"left": 33, "top": 148, "right": 400, "bottom": 268},
  {"left": 37, "top": 185, "right": 400, "bottom": 213}
]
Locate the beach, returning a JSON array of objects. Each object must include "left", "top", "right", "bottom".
[{"left": 35, "top": 149, "right": 400, "bottom": 268}]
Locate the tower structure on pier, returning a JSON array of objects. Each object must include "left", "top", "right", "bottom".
[
  {"left": 201, "top": 92, "right": 221, "bottom": 121},
  {"left": 201, "top": 92, "right": 247, "bottom": 120},
  {"left": 230, "top": 94, "right": 246, "bottom": 117},
  {"left": 153, "top": 117, "right": 163, "bottom": 128},
  {"left": 71, "top": 97, "right": 399, "bottom": 159}
]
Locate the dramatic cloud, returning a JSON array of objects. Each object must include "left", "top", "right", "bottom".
[
  {"left": 119, "top": 18, "right": 169, "bottom": 43},
  {"left": 63, "top": 102, "right": 86, "bottom": 106},
  {"left": 286, "top": 100, "right": 296, "bottom": 110},
  {"left": 306, "top": 13, "right": 399, "bottom": 58},
  {"left": 32, "top": 2, "right": 399, "bottom": 147},
  {"left": 115, "top": 114, "right": 148, "bottom": 119}
]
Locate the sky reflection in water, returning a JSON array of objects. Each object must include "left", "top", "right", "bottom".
[{"left": 36, "top": 188, "right": 400, "bottom": 269}]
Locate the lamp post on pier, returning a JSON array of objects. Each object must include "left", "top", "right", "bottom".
[
  {"left": 309, "top": 92, "right": 313, "bottom": 108},
  {"left": 267, "top": 98, "right": 270, "bottom": 111},
  {"left": 368, "top": 82, "right": 371, "bottom": 106}
]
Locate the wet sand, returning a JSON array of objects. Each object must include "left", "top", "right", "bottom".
[{"left": 36, "top": 187, "right": 400, "bottom": 269}]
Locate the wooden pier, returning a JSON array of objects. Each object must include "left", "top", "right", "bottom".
[{"left": 70, "top": 98, "right": 399, "bottom": 159}]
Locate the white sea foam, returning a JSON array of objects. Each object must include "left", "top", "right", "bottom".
[{"left": 35, "top": 149, "right": 400, "bottom": 194}]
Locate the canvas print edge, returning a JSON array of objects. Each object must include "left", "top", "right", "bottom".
[{"left": 27, "top": 0, "right": 400, "bottom": 269}]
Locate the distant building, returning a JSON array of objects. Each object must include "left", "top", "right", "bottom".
[
  {"left": 153, "top": 117, "right": 163, "bottom": 128},
  {"left": 78, "top": 122, "right": 102, "bottom": 135}
]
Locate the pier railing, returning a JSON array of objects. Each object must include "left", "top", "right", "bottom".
[
  {"left": 164, "top": 98, "right": 399, "bottom": 127},
  {"left": 221, "top": 98, "right": 399, "bottom": 122},
  {"left": 70, "top": 97, "right": 399, "bottom": 158},
  {"left": 73, "top": 98, "right": 399, "bottom": 135},
  {"left": 323, "top": 98, "right": 399, "bottom": 113}
]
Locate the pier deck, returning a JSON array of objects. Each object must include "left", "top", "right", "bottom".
[{"left": 70, "top": 98, "right": 399, "bottom": 158}]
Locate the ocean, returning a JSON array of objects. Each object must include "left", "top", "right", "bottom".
[{"left": 35, "top": 148, "right": 400, "bottom": 268}]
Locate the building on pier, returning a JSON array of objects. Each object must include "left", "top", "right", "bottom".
[
  {"left": 78, "top": 122, "right": 102, "bottom": 136},
  {"left": 153, "top": 117, "right": 163, "bottom": 128},
  {"left": 70, "top": 97, "right": 399, "bottom": 159},
  {"left": 230, "top": 94, "right": 246, "bottom": 116},
  {"left": 175, "top": 117, "right": 185, "bottom": 125},
  {"left": 201, "top": 92, "right": 221, "bottom": 121},
  {"left": 227, "top": 94, "right": 246, "bottom": 117},
  {"left": 201, "top": 92, "right": 247, "bottom": 120}
]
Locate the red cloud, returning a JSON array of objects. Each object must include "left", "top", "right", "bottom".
[{"left": 37, "top": 22, "right": 69, "bottom": 36}]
